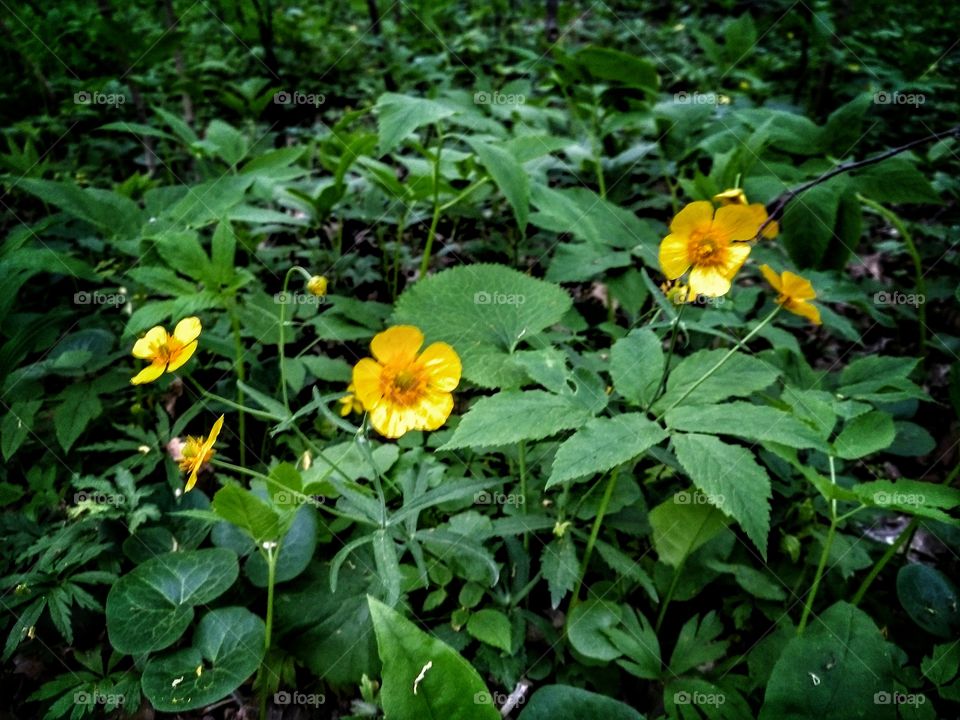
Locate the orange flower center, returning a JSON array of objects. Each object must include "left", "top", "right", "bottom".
[
  {"left": 688, "top": 228, "right": 726, "bottom": 267},
  {"left": 179, "top": 437, "right": 214, "bottom": 471},
  {"left": 380, "top": 363, "right": 428, "bottom": 407}
]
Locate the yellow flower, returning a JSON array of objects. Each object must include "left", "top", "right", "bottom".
[
  {"left": 659, "top": 201, "right": 762, "bottom": 297},
  {"left": 712, "top": 189, "right": 779, "bottom": 238},
  {"left": 306, "top": 275, "right": 328, "bottom": 297},
  {"left": 339, "top": 383, "right": 364, "bottom": 417},
  {"left": 760, "top": 265, "right": 821, "bottom": 325},
  {"left": 352, "top": 326, "right": 461, "bottom": 439},
  {"left": 179, "top": 415, "right": 224, "bottom": 492},
  {"left": 131, "top": 317, "right": 201, "bottom": 385}
]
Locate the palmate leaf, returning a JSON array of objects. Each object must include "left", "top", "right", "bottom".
[{"left": 393, "top": 264, "right": 572, "bottom": 388}]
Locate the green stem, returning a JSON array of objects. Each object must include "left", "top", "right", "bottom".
[
  {"left": 657, "top": 306, "right": 780, "bottom": 419},
  {"left": 569, "top": 468, "right": 619, "bottom": 614},
  {"left": 258, "top": 544, "right": 279, "bottom": 720},
  {"left": 649, "top": 301, "right": 687, "bottom": 409},
  {"left": 655, "top": 555, "right": 688, "bottom": 632},
  {"left": 229, "top": 307, "right": 247, "bottom": 467},
  {"left": 518, "top": 441, "right": 529, "bottom": 550},
  {"left": 798, "top": 456, "right": 838, "bottom": 636},
  {"left": 357, "top": 420, "right": 387, "bottom": 527},
  {"left": 278, "top": 268, "right": 296, "bottom": 414},
  {"left": 858, "top": 195, "right": 927, "bottom": 355},
  {"left": 419, "top": 125, "right": 444, "bottom": 279}
]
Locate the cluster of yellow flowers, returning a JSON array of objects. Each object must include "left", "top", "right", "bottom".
[
  {"left": 129, "top": 275, "right": 462, "bottom": 492},
  {"left": 658, "top": 189, "right": 821, "bottom": 324}
]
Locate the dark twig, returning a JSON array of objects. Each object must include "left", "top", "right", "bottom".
[{"left": 754, "top": 125, "right": 960, "bottom": 241}]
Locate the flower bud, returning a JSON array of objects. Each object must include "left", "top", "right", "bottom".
[{"left": 306, "top": 275, "right": 328, "bottom": 297}]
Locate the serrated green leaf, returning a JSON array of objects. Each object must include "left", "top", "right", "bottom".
[
  {"left": 654, "top": 349, "right": 780, "bottom": 412},
  {"left": 466, "top": 609, "right": 512, "bottom": 652},
  {"left": 833, "top": 411, "right": 895, "bottom": 459},
  {"left": 441, "top": 391, "right": 592, "bottom": 450},
  {"left": 610, "top": 328, "right": 664, "bottom": 407},
  {"left": 547, "top": 414, "right": 667, "bottom": 487},
  {"left": 672, "top": 433, "right": 772, "bottom": 557},
  {"left": 665, "top": 402, "right": 828, "bottom": 451}
]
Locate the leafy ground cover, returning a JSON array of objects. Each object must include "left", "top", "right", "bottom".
[{"left": 1, "top": 1, "right": 959, "bottom": 718}]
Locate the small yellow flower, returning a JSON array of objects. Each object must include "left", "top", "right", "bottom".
[
  {"left": 339, "top": 383, "right": 364, "bottom": 417},
  {"left": 179, "top": 415, "right": 224, "bottom": 492},
  {"left": 352, "top": 326, "right": 461, "bottom": 439},
  {"left": 306, "top": 275, "right": 328, "bottom": 297},
  {"left": 131, "top": 317, "right": 201, "bottom": 385},
  {"left": 659, "top": 201, "right": 763, "bottom": 297},
  {"left": 713, "top": 188, "right": 748, "bottom": 206},
  {"left": 760, "top": 265, "right": 821, "bottom": 325}
]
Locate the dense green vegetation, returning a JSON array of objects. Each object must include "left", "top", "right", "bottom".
[{"left": 1, "top": 1, "right": 959, "bottom": 718}]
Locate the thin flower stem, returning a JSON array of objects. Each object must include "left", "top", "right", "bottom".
[
  {"left": 649, "top": 301, "right": 687, "bottom": 409},
  {"left": 357, "top": 419, "right": 388, "bottom": 528},
  {"left": 858, "top": 195, "right": 927, "bottom": 356},
  {"left": 657, "top": 305, "right": 781, "bottom": 419},
  {"left": 797, "top": 455, "right": 838, "bottom": 636},
  {"left": 569, "top": 467, "right": 619, "bottom": 615},
  {"left": 278, "top": 266, "right": 313, "bottom": 413},
  {"left": 655, "top": 555, "right": 688, "bottom": 632},
  {"left": 258, "top": 544, "right": 280, "bottom": 720},
  {"left": 229, "top": 308, "right": 247, "bottom": 467}
]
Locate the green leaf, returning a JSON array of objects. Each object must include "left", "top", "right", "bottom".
[
  {"left": 373, "top": 529, "right": 403, "bottom": 606},
  {"left": 853, "top": 479, "right": 960, "bottom": 523},
  {"left": 648, "top": 493, "right": 728, "bottom": 567},
  {"left": 665, "top": 402, "right": 829, "bottom": 451},
  {"left": 245, "top": 505, "right": 317, "bottom": 586},
  {"left": 106, "top": 549, "right": 239, "bottom": 654},
  {"left": 541, "top": 535, "right": 579, "bottom": 609},
  {"left": 653, "top": 349, "right": 780, "bottom": 412},
  {"left": 201, "top": 120, "right": 248, "bottom": 167},
  {"left": 210, "top": 485, "right": 285, "bottom": 545},
  {"left": 610, "top": 329, "right": 664, "bottom": 407},
  {"left": 547, "top": 414, "right": 667, "bottom": 487},
  {"left": 54, "top": 385, "right": 102, "bottom": 452},
  {"left": 141, "top": 607, "right": 265, "bottom": 712},
  {"left": 833, "top": 411, "right": 896, "bottom": 459},
  {"left": 760, "top": 602, "right": 896, "bottom": 720},
  {"left": 853, "top": 157, "right": 940, "bottom": 204},
  {"left": 897, "top": 564, "right": 960, "bottom": 638},
  {"left": 574, "top": 46, "right": 659, "bottom": 93},
  {"left": 441, "top": 391, "right": 592, "bottom": 450},
  {"left": 668, "top": 612, "right": 729, "bottom": 674},
  {"left": 2, "top": 400, "right": 42, "bottom": 461},
  {"left": 671, "top": 433, "right": 772, "bottom": 557},
  {"left": 466, "top": 609, "right": 512, "bottom": 652},
  {"left": 375, "top": 93, "right": 457, "bottom": 155},
  {"left": 567, "top": 600, "right": 622, "bottom": 661},
  {"left": 210, "top": 219, "right": 237, "bottom": 285},
  {"left": 781, "top": 180, "right": 843, "bottom": 268},
  {"left": 518, "top": 685, "right": 645, "bottom": 720},
  {"left": 605, "top": 607, "right": 661, "bottom": 680},
  {"left": 394, "top": 264, "right": 572, "bottom": 388},
  {"left": 368, "top": 596, "right": 500, "bottom": 720},
  {"left": 466, "top": 138, "right": 529, "bottom": 231}
]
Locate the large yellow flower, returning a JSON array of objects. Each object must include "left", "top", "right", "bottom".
[
  {"left": 352, "top": 326, "right": 461, "bottom": 439},
  {"left": 659, "top": 201, "right": 762, "bottom": 297},
  {"left": 760, "top": 265, "right": 821, "bottom": 325},
  {"left": 131, "top": 317, "right": 201, "bottom": 385},
  {"left": 179, "top": 415, "right": 224, "bottom": 492}
]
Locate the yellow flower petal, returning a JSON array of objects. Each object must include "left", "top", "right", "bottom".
[
  {"left": 787, "top": 299, "right": 822, "bottom": 325},
  {"left": 713, "top": 188, "right": 748, "bottom": 206},
  {"left": 759, "top": 264, "right": 782, "bottom": 293},
  {"left": 781, "top": 271, "right": 816, "bottom": 301},
  {"left": 415, "top": 391, "right": 454, "bottom": 431},
  {"left": 173, "top": 317, "right": 202, "bottom": 345},
  {"left": 352, "top": 358, "right": 384, "bottom": 410},
  {"left": 166, "top": 340, "right": 198, "bottom": 372},
  {"left": 370, "top": 325, "right": 424, "bottom": 366},
  {"left": 659, "top": 233, "right": 691, "bottom": 279},
  {"left": 713, "top": 204, "right": 764, "bottom": 242},
  {"left": 131, "top": 361, "right": 166, "bottom": 385},
  {"left": 185, "top": 465, "right": 201, "bottom": 492},
  {"left": 721, "top": 242, "right": 752, "bottom": 280},
  {"left": 132, "top": 326, "right": 168, "bottom": 359},
  {"left": 369, "top": 403, "right": 419, "bottom": 439},
  {"left": 669, "top": 201, "right": 714, "bottom": 236},
  {"left": 688, "top": 265, "right": 732, "bottom": 297},
  {"left": 418, "top": 342, "right": 461, "bottom": 393}
]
